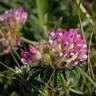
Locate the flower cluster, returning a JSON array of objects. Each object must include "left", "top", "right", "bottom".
[
  {"left": 48, "top": 29, "right": 87, "bottom": 66},
  {"left": 0, "top": 8, "right": 27, "bottom": 56},
  {"left": 20, "top": 45, "right": 41, "bottom": 65},
  {"left": 0, "top": 8, "right": 27, "bottom": 24}
]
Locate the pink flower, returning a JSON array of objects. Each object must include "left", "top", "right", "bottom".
[
  {"left": 48, "top": 28, "right": 87, "bottom": 66},
  {"left": 0, "top": 8, "right": 28, "bottom": 56},
  {"left": 0, "top": 8, "right": 27, "bottom": 24},
  {"left": 20, "top": 45, "right": 41, "bottom": 65}
]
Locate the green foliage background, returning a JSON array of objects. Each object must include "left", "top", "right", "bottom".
[{"left": 0, "top": 0, "right": 96, "bottom": 96}]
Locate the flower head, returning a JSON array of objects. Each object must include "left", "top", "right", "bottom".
[
  {"left": 48, "top": 28, "right": 87, "bottom": 66},
  {"left": 0, "top": 8, "right": 27, "bottom": 56},
  {"left": 0, "top": 8, "right": 27, "bottom": 24},
  {"left": 20, "top": 45, "right": 41, "bottom": 65}
]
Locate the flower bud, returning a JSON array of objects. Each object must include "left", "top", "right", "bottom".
[{"left": 20, "top": 45, "right": 41, "bottom": 66}]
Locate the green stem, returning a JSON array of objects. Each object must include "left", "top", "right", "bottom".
[
  {"left": 53, "top": 69, "right": 57, "bottom": 88},
  {"left": 70, "top": 88, "right": 84, "bottom": 95},
  {"left": 62, "top": 68, "right": 67, "bottom": 80},
  {"left": 87, "top": 28, "right": 95, "bottom": 79},
  {"left": 21, "top": 37, "right": 37, "bottom": 44},
  {"left": 59, "top": 73, "right": 69, "bottom": 96}
]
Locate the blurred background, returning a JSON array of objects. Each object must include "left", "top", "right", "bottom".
[
  {"left": 0, "top": 0, "right": 94, "bottom": 40},
  {"left": 0, "top": 0, "right": 96, "bottom": 96},
  {"left": 0, "top": 0, "right": 95, "bottom": 66}
]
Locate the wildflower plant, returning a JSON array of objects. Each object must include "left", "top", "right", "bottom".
[
  {"left": 0, "top": 1, "right": 95, "bottom": 96},
  {"left": 0, "top": 8, "right": 27, "bottom": 56},
  {"left": 48, "top": 28, "right": 87, "bottom": 68},
  {"left": 20, "top": 28, "right": 87, "bottom": 69}
]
